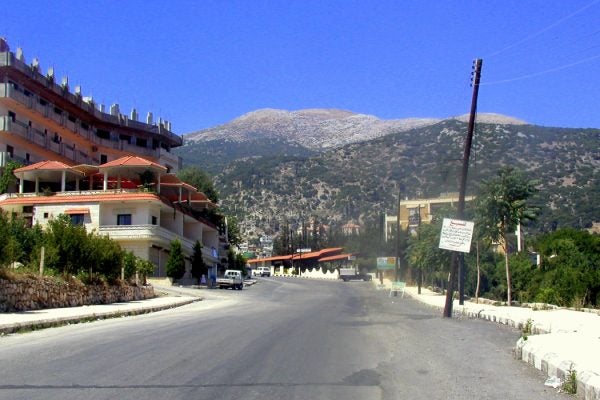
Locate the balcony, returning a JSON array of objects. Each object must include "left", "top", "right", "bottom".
[
  {"left": 158, "top": 148, "right": 182, "bottom": 170},
  {"left": 98, "top": 224, "right": 219, "bottom": 262}
]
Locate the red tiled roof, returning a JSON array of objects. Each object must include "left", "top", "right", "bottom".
[
  {"left": 0, "top": 192, "right": 160, "bottom": 207},
  {"left": 99, "top": 156, "right": 167, "bottom": 171},
  {"left": 247, "top": 255, "right": 294, "bottom": 264},
  {"left": 318, "top": 253, "right": 353, "bottom": 262},
  {"left": 14, "top": 160, "right": 74, "bottom": 172},
  {"left": 291, "top": 247, "right": 343, "bottom": 260}
]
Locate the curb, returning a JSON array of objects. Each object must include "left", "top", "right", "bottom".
[
  {"left": 397, "top": 289, "right": 600, "bottom": 399},
  {"left": 0, "top": 298, "right": 199, "bottom": 335}
]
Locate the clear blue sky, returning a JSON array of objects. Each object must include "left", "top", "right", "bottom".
[{"left": 3, "top": 0, "right": 600, "bottom": 133}]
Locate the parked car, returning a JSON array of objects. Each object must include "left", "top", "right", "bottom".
[
  {"left": 254, "top": 266, "right": 271, "bottom": 277},
  {"left": 216, "top": 270, "right": 244, "bottom": 290},
  {"left": 339, "top": 267, "right": 372, "bottom": 282}
]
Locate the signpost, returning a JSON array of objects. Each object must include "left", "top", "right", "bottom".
[
  {"left": 376, "top": 257, "right": 396, "bottom": 270},
  {"left": 438, "top": 218, "right": 474, "bottom": 253}
]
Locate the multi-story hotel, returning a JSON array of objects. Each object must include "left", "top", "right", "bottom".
[{"left": 0, "top": 39, "right": 222, "bottom": 281}]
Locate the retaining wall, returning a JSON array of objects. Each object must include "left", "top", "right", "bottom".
[{"left": 0, "top": 277, "right": 155, "bottom": 312}]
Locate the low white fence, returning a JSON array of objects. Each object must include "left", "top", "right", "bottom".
[{"left": 273, "top": 266, "right": 340, "bottom": 280}]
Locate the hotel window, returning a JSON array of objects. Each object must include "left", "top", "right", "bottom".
[
  {"left": 117, "top": 214, "right": 132, "bottom": 226},
  {"left": 70, "top": 214, "right": 85, "bottom": 226}
]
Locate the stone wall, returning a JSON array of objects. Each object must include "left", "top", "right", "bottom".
[{"left": 0, "top": 277, "right": 155, "bottom": 312}]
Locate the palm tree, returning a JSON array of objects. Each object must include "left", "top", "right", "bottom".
[{"left": 475, "top": 167, "right": 538, "bottom": 305}]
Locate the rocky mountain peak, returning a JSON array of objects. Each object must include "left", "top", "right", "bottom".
[{"left": 184, "top": 108, "right": 443, "bottom": 150}]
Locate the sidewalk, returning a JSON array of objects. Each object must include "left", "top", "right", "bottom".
[
  {"left": 0, "top": 289, "right": 200, "bottom": 335},
  {"left": 381, "top": 281, "right": 600, "bottom": 399}
]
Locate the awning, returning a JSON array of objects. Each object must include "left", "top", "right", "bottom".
[
  {"left": 247, "top": 255, "right": 293, "bottom": 264},
  {"left": 63, "top": 208, "right": 90, "bottom": 215},
  {"left": 319, "top": 253, "right": 353, "bottom": 262}
]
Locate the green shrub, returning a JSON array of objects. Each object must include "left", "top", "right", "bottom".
[{"left": 166, "top": 240, "right": 185, "bottom": 280}]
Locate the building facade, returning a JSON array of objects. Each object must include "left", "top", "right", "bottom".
[
  {"left": 384, "top": 194, "right": 476, "bottom": 238},
  {"left": 0, "top": 39, "right": 224, "bottom": 281},
  {"left": 0, "top": 38, "right": 181, "bottom": 172}
]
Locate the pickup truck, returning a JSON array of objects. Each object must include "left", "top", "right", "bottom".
[
  {"left": 339, "top": 267, "right": 372, "bottom": 282},
  {"left": 216, "top": 270, "right": 244, "bottom": 290}
]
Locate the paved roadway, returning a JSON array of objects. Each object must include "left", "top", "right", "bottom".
[{"left": 0, "top": 278, "right": 568, "bottom": 400}]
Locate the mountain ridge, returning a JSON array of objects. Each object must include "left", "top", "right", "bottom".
[
  {"left": 174, "top": 110, "right": 597, "bottom": 241},
  {"left": 184, "top": 108, "right": 527, "bottom": 150}
]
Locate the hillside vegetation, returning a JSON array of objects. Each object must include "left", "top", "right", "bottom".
[{"left": 176, "top": 113, "right": 599, "bottom": 241}]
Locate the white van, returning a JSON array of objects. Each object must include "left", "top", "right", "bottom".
[{"left": 254, "top": 266, "right": 271, "bottom": 277}]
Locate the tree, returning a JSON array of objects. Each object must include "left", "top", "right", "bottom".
[
  {"left": 224, "top": 215, "right": 242, "bottom": 248},
  {"left": 407, "top": 220, "right": 451, "bottom": 293},
  {"left": 475, "top": 167, "right": 539, "bottom": 305},
  {"left": 44, "top": 214, "right": 91, "bottom": 276},
  {"left": 88, "top": 233, "right": 124, "bottom": 282},
  {"left": 534, "top": 228, "right": 600, "bottom": 307},
  {"left": 166, "top": 239, "right": 186, "bottom": 280},
  {"left": 0, "top": 160, "right": 22, "bottom": 194},
  {"left": 177, "top": 166, "right": 219, "bottom": 203},
  {"left": 136, "top": 258, "right": 155, "bottom": 285},
  {"left": 191, "top": 240, "right": 207, "bottom": 284}
]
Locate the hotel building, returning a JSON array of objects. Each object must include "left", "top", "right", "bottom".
[{"left": 0, "top": 39, "right": 222, "bottom": 281}]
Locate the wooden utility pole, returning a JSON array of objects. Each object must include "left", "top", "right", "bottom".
[
  {"left": 443, "top": 58, "right": 483, "bottom": 318},
  {"left": 394, "top": 185, "right": 402, "bottom": 295}
]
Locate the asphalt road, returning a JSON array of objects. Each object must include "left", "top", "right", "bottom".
[{"left": 0, "top": 278, "right": 568, "bottom": 400}]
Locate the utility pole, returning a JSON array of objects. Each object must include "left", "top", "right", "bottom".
[
  {"left": 394, "top": 185, "right": 402, "bottom": 295},
  {"left": 443, "top": 58, "right": 482, "bottom": 318}
]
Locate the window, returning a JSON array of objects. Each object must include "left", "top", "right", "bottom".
[
  {"left": 96, "top": 129, "right": 110, "bottom": 140},
  {"left": 117, "top": 214, "right": 132, "bottom": 226},
  {"left": 70, "top": 214, "right": 85, "bottom": 225},
  {"left": 151, "top": 216, "right": 157, "bottom": 225},
  {"left": 100, "top": 154, "right": 108, "bottom": 164},
  {"left": 43, "top": 212, "right": 49, "bottom": 219},
  {"left": 8, "top": 111, "right": 16, "bottom": 122},
  {"left": 6, "top": 145, "right": 14, "bottom": 157}
]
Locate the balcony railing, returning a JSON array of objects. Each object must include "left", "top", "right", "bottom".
[
  {"left": 98, "top": 224, "right": 219, "bottom": 262},
  {"left": 1, "top": 54, "right": 183, "bottom": 146},
  {"left": 0, "top": 116, "right": 95, "bottom": 164}
]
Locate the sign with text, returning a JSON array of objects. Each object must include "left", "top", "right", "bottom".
[
  {"left": 438, "top": 218, "right": 474, "bottom": 253},
  {"left": 376, "top": 257, "right": 396, "bottom": 270}
]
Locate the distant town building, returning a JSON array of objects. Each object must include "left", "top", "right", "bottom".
[
  {"left": 341, "top": 222, "right": 360, "bottom": 235},
  {"left": 384, "top": 194, "right": 476, "bottom": 238}
]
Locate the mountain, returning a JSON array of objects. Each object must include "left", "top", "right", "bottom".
[
  {"left": 179, "top": 108, "right": 525, "bottom": 175},
  {"left": 175, "top": 109, "right": 598, "bottom": 240},
  {"left": 184, "top": 108, "right": 441, "bottom": 151}
]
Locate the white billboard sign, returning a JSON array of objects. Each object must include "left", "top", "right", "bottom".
[{"left": 438, "top": 218, "right": 475, "bottom": 253}]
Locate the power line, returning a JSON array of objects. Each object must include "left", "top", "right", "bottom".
[
  {"left": 481, "top": 53, "right": 600, "bottom": 85},
  {"left": 486, "top": 0, "right": 600, "bottom": 58}
]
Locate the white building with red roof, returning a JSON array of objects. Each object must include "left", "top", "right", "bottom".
[
  {"left": 0, "top": 156, "right": 220, "bottom": 279},
  {"left": 0, "top": 39, "right": 226, "bottom": 281}
]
